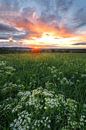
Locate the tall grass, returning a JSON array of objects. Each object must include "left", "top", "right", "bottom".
[{"left": 0, "top": 53, "right": 86, "bottom": 130}]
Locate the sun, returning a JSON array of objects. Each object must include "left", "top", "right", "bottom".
[{"left": 32, "top": 46, "right": 41, "bottom": 53}]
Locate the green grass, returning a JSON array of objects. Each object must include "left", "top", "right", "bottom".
[{"left": 0, "top": 53, "right": 86, "bottom": 130}]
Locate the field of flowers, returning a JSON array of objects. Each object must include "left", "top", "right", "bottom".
[{"left": 0, "top": 53, "right": 86, "bottom": 130}]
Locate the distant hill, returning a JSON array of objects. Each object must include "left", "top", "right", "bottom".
[
  {"left": 0, "top": 47, "right": 31, "bottom": 53},
  {"left": 0, "top": 47, "right": 86, "bottom": 53}
]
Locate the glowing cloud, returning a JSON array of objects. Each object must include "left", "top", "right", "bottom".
[{"left": 0, "top": 0, "right": 86, "bottom": 48}]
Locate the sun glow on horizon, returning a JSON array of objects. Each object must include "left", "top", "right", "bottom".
[
  {"left": 21, "top": 32, "right": 86, "bottom": 49},
  {"left": 10, "top": 18, "right": 86, "bottom": 49}
]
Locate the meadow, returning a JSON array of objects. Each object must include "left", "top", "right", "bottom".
[{"left": 0, "top": 53, "right": 86, "bottom": 130}]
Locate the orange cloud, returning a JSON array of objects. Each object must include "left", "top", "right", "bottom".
[
  {"left": 10, "top": 18, "right": 86, "bottom": 48},
  {"left": 11, "top": 19, "right": 74, "bottom": 38}
]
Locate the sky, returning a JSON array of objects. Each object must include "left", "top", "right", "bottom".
[{"left": 0, "top": 0, "right": 86, "bottom": 49}]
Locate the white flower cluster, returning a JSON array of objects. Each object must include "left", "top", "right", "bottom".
[
  {"left": 10, "top": 87, "right": 85, "bottom": 130},
  {"left": 60, "top": 77, "right": 69, "bottom": 85},
  {"left": 0, "top": 60, "right": 86, "bottom": 130},
  {"left": 1, "top": 82, "right": 25, "bottom": 100},
  {"left": 0, "top": 61, "right": 15, "bottom": 78},
  {"left": 10, "top": 110, "right": 31, "bottom": 130},
  {"left": 79, "top": 104, "right": 86, "bottom": 129},
  {"left": 48, "top": 66, "right": 58, "bottom": 78},
  {"left": 10, "top": 110, "right": 51, "bottom": 130}
]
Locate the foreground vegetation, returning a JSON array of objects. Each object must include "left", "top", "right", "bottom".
[{"left": 0, "top": 53, "right": 86, "bottom": 130}]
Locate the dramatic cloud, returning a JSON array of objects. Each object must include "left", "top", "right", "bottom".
[
  {"left": 0, "top": 23, "right": 18, "bottom": 32},
  {"left": 0, "top": 23, "right": 27, "bottom": 41},
  {"left": 73, "top": 8, "right": 86, "bottom": 29},
  {"left": 73, "top": 42, "right": 86, "bottom": 45},
  {"left": 0, "top": 0, "right": 86, "bottom": 48}
]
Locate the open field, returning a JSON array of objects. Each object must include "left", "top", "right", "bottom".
[{"left": 0, "top": 53, "right": 86, "bottom": 130}]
